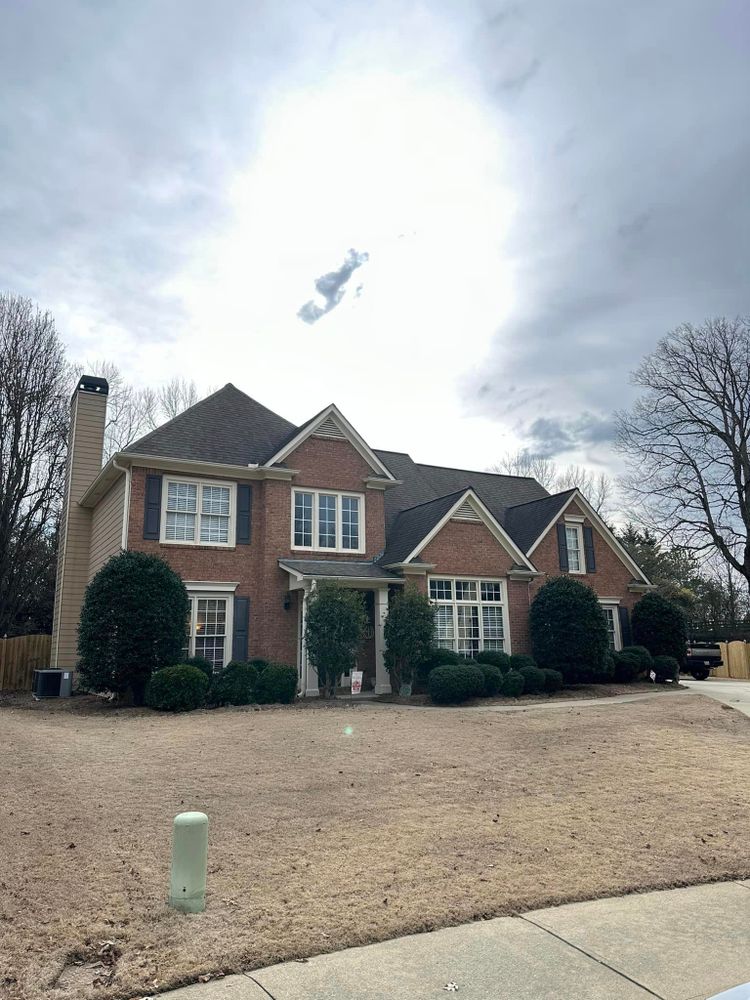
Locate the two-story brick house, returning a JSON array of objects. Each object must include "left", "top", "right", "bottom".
[{"left": 51, "top": 376, "right": 653, "bottom": 695}]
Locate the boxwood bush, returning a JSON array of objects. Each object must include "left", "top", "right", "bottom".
[
  {"left": 631, "top": 592, "right": 687, "bottom": 666},
  {"left": 477, "top": 650, "right": 512, "bottom": 672},
  {"left": 613, "top": 651, "right": 641, "bottom": 684},
  {"left": 518, "top": 664, "right": 545, "bottom": 694},
  {"left": 510, "top": 653, "right": 536, "bottom": 671},
  {"left": 478, "top": 663, "right": 503, "bottom": 696},
  {"left": 652, "top": 655, "right": 680, "bottom": 683},
  {"left": 255, "top": 662, "right": 298, "bottom": 704},
  {"left": 501, "top": 669, "right": 524, "bottom": 697},
  {"left": 529, "top": 577, "right": 610, "bottom": 684},
  {"left": 428, "top": 664, "right": 484, "bottom": 704},
  {"left": 541, "top": 668, "right": 563, "bottom": 693},
  {"left": 183, "top": 656, "right": 214, "bottom": 683},
  {"left": 211, "top": 661, "right": 258, "bottom": 706},
  {"left": 249, "top": 657, "right": 270, "bottom": 671},
  {"left": 621, "top": 645, "right": 653, "bottom": 673},
  {"left": 146, "top": 664, "right": 209, "bottom": 712}
]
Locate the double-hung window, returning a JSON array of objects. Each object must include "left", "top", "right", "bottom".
[
  {"left": 162, "top": 478, "right": 235, "bottom": 546},
  {"left": 429, "top": 577, "right": 509, "bottom": 656},
  {"left": 564, "top": 523, "right": 584, "bottom": 573},
  {"left": 600, "top": 602, "right": 622, "bottom": 651},
  {"left": 183, "top": 593, "right": 234, "bottom": 672},
  {"left": 292, "top": 490, "right": 364, "bottom": 553}
]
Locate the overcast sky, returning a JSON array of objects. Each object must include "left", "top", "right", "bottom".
[{"left": 1, "top": 0, "right": 748, "bottom": 474}]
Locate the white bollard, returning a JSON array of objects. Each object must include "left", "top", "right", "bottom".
[{"left": 169, "top": 811, "right": 208, "bottom": 913}]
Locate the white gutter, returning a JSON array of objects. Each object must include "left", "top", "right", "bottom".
[{"left": 112, "top": 458, "right": 130, "bottom": 550}]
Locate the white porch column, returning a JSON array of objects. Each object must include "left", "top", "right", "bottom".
[
  {"left": 300, "top": 582, "right": 319, "bottom": 697},
  {"left": 373, "top": 586, "right": 391, "bottom": 695}
]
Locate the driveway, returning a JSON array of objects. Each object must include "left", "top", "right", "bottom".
[{"left": 681, "top": 677, "right": 750, "bottom": 717}]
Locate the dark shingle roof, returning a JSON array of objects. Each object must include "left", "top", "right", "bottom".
[
  {"left": 124, "top": 384, "right": 295, "bottom": 466},
  {"left": 379, "top": 490, "right": 469, "bottom": 565},
  {"left": 502, "top": 489, "right": 577, "bottom": 553},
  {"left": 279, "top": 559, "right": 401, "bottom": 580}
]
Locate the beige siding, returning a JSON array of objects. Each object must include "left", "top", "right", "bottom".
[
  {"left": 51, "top": 390, "right": 107, "bottom": 668},
  {"left": 89, "top": 475, "right": 126, "bottom": 578}
]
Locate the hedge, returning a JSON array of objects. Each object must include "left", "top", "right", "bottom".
[
  {"left": 184, "top": 656, "right": 214, "bottom": 683},
  {"left": 541, "top": 668, "right": 563, "bottom": 693},
  {"left": 255, "top": 663, "right": 298, "bottom": 704},
  {"left": 529, "top": 576, "right": 610, "bottom": 683},
  {"left": 478, "top": 663, "right": 503, "bottom": 696},
  {"left": 510, "top": 653, "right": 536, "bottom": 671},
  {"left": 211, "top": 661, "right": 258, "bottom": 706},
  {"left": 518, "top": 664, "right": 545, "bottom": 694},
  {"left": 652, "top": 655, "right": 680, "bottom": 683},
  {"left": 428, "top": 664, "right": 484, "bottom": 704},
  {"left": 476, "top": 650, "right": 511, "bottom": 672},
  {"left": 621, "top": 645, "right": 653, "bottom": 673},
  {"left": 501, "top": 669, "right": 524, "bottom": 697},
  {"left": 632, "top": 593, "right": 687, "bottom": 666},
  {"left": 613, "top": 651, "right": 641, "bottom": 684},
  {"left": 146, "top": 664, "right": 209, "bottom": 712}
]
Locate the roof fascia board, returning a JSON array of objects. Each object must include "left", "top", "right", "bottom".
[
  {"left": 265, "top": 404, "right": 395, "bottom": 480},
  {"left": 526, "top": 490, "right": 652, "bottom": 585},
  {"left": 402, "top": 490, "right": 537, "bottom": 570},
  {"left": 278, "top": 560, "right": 401, "bottom": 586}
]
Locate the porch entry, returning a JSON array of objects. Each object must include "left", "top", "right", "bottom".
[{"left": 340, "top": 590, "right": 376, "bottom": 690}]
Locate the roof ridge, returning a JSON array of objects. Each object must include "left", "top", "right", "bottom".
[
  {"left": 395, "top": 487, "right": 471, "bottom": 516},
  {"left": 505, "top": 487, "right": 577, "bottom": 512},
  {"left": 414, "top": 460, "right": 541, "bottom": 481}
]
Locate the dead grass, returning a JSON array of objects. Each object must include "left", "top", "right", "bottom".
[{"left": 2, "top": 694, "right": 749, "bottom": 999}]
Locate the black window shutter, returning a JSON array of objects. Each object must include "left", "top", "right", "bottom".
[
  {"left": 556, "top": 523, "right": 569, "bottom": 572},
  {"left": 236, "top": 484, "right": 252, "bottom": 544},
  {"left": 143, "top": 474, "right": 162, "bottom": 539},
  {"left": 583, "top": 525, "right": 596, "bottom": 573},
  {"left": 232, "top": 597, "right": 250, "bottom": 661},
  {"left": 618, "top": 605, "right": 632, "bottom": 647}
]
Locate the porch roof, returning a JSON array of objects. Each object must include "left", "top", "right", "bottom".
[{"left": 278, "top": 559, "right": 402, "bottom": 583}]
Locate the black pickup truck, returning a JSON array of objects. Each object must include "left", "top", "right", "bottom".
[{"left": 684, "top": 640, "right": 723, "bottom": 680}]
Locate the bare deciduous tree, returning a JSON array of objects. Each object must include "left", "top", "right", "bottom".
[
  {"left": 490, "top": 451, "right": 614, "bottom": 515},
  {"left": 616, "top": 316, "right": 750, "bottom": 589},
  {"left": 154, "top": 377, "right": 199, "bottom": 423},
  {"left": 0, "top": 294, "right": 68, "bottom": 635}
]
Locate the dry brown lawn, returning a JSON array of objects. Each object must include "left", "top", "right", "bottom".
[{"left": 2, "top": 692, "right": 749, "bottom": 999}]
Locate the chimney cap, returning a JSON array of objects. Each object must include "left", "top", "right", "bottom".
[{"left": 75, "top": 375, "right": 109, "bottom": 399}]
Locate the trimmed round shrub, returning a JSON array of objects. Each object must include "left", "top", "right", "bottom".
[
  {"left": 542, "top": 668, "right": 564, "bottom": 693},
  {"left": 255, "top": 663, "right": 298, "bottom": 704},
  {"left": 501, "top": 669, "right": 524, "bottom": 697},
  {"left": 621, "top": 645, "right": 653, "bottom": 673},
  {"left": 613, "top": 651, "right": 641, "bottom": 684},
  {"left": 478, "top": 663, "right": 503, "bottom": 696},
  {"left": 146, "top": 664, "right": 209, "bottom": 712},
  {"left": 428, "top": 664, "right": 484, "bottom": 704},
  {"left": 78, "top": 551, "right": 190, "bottom": 704},
  {"left": 652, "top": 655, "right": 680, "bottom": 683},
  {"left": 249, "top": 657, "right": 270, "bottom": 671},
  {"left": 477, "top": 650, "right": 512, "bottom": 673},
  {"left": 510, "top": 653, "right": 537, "bottom": 671},
  {"left": 184, "top": 656, "right": 214, "bottom": 682},
  {"left": 631, "top": 593, "right": 687, "bottom": 666},
  {"left": 518, "top": 664, "right": 545, "bottom": 694},
  {"left": 529, "top": 576, "right": 610, "bottom": 684},
  {"left": 211, "top": 661, "right": 258, "bottom": 706}
]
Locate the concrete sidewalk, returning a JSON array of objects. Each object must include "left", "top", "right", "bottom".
[
  {"left": 680, "top": 677, "right": 750, "bottom": 718},
  {"left": 159, "top": 880, "right": 750, "bottom": 1000}
]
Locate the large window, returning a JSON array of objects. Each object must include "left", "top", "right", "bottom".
[
  {"left": 292, "top": 490, "right": 364, "bottom": 553},
  {"left": 429, "top": 577, "right": 509, "bottom": 656},
  {"left": 184, "top": 594, "right": 234, "bottom": 672},
  {"left": 162, "top": 477, "right": 235, "bottom": 547},
  {"left": 600, "top": 603, "right": 622, "bottom": 651}
]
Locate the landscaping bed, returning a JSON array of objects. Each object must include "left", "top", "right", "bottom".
[
  {"left": 377, "top": 680, "right": 684, "bottom": 707},
  {"left": 2, "top": 694, "right": 749, "bottom": 999}
]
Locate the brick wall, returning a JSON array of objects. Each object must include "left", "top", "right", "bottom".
[{"left": 530, "top": 500, "right": 641, "bottom": 614}]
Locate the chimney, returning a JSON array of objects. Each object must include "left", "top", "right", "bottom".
[{"left": 50, "top": 376, "right": 109, "bottom": 668}]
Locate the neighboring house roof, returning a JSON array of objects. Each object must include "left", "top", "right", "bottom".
[
  {"left": 124, "top": 384, "right": 296, "bottom": 466},
  {"left": 502, "top": 489, "right": 578, "bottom": 553},
  {"left": 279, "top": 559, "right": 402, "bottom": 582}
]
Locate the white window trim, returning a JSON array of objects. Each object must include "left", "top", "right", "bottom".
[
  {"left": 160, "top": 475, "right": 236, "bottom": 548},
  {"left": 428, "top": 575, "right": 512, "bottom": 655},
  {"left": 600, "top": 600, "right": 622, "bottom": 652},
  {"left": 564, "top": 522, "right": 585, "bottom": 574},
  {"left": 291, "top": 489, "right": 366, "bottom": 554},
  {"left": 185, "top": 588, "right": 235, "bottom": 670}
]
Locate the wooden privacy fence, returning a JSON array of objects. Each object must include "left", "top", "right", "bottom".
[
  {"left": 0, "top": 634, "right": 52, "bottom": 691},
  {"left": 716, "top": 641, "right": 750, "bottom": 680}
]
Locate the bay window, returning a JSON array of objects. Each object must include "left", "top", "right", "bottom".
[
  {"left": 429, "top": 577, "right": 509, "bottom": 656},
  {"left": 292, "top": 490, "right": 364, "bottom": 553},
  {"left": 162, "top": 477, "right": 235, "bottom": 546}
]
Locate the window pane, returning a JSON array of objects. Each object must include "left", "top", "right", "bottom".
[
  {"left": 165, "top": 511, "right": 196, "bottom": 541},
  {"left": 342, "top": 496, "right": 359, "bottom": 549},
  {"left": 429, "top": 579, "right": 452, "bottom": 601},
  {"left": 294, "top": 492, "right": 313, "bottom": 546},
  {"left": 482, "top": 605, "right": 505, "bottom": 649},
  {"left": 456, "top": 604, "right": 480, "bottom": 656},
  {"left": 195, "top": 598, "right": 226, "bottom": 672},
  {"left": 434, "top": 605, "right": 454, "bottom": 647},
  {"left": 318, "top": 494, "right": 337, "bottom": 548},
  {"left": 602, "top": 606, "right": 616, "bottom": 649},
  {"left": 566, "top": 526, "right": 581, "bottom": 572},
  {"left": 200, "top": 514, "right": 229, "bottom": 544},
  {"left": 201, "top": 485, "right": 230, "bottom": 516},
  {"left": 167, "top": 481, "right": 197, "bottom": 512},
  {"left": 480, "top": 581, "right": 502, "bottom": 602},
  {"left": 455, "top": 580, "right": 478, "bottom": 601}
]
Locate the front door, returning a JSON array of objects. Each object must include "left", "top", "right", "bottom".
[{"left": 342, "top": 591, "right": 376, "bottom": 690}]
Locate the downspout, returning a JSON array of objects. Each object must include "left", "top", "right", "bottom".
[{"left": 113, "top": 458, "right": 131, "bottom": 550}]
